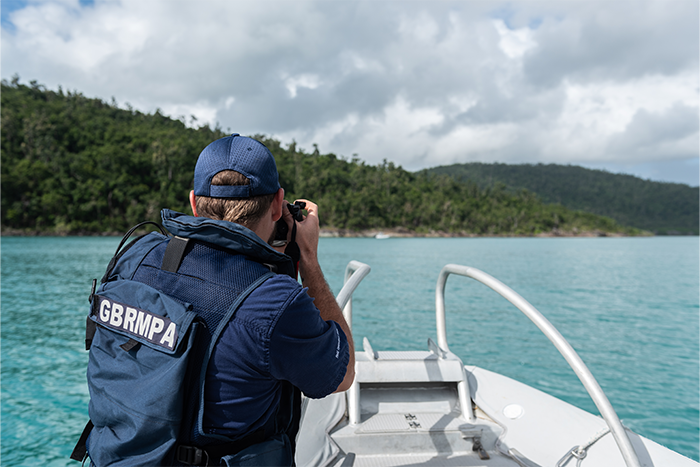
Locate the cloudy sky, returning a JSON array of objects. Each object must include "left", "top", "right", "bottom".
[{"left": 2, "top": 0, "right": 698, "bottom": 185}]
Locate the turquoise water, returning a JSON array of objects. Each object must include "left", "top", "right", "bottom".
[{"left": 1, "top": 236, "right": 698, "bottom": 464}]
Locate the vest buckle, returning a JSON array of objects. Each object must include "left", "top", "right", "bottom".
[{"left": 177, "top": 445, "right": 209, "bottom": 466}]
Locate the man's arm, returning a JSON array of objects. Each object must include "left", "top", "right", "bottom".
[{"left": 293, "top": 199, "right": 355, "bottom": 393}]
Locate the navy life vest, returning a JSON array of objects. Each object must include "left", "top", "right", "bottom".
[{"left": 71, "top": 221, "right": 300, "bottom": 466}]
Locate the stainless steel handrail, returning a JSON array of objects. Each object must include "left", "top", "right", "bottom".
[
  {"left": 337, "top": 260, "right": 371, "bottom": 425},
  {"left": 338, "top": 260, "right": 371, "bottom": 328},
  {"left": 436, "top": 264, "right": 642, "bottom": 467}
]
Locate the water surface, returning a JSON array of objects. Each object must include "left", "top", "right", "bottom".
[{"left": 1, "top": 236, "right": 697, "bottom": 464}]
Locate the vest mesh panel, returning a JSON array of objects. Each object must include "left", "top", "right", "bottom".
[{"left": 132, "top": 240, "right": 271, "bottom": 447}]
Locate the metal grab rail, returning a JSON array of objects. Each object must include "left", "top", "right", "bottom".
[
  {"left": 436, "top": 264, "right": 642, "bottom": 467},
  {"left": 337, "top": 261, "right": 371, "bottom": 425},
  {"left": 337, "top": 260, "right": 371, "bottom": 328}
]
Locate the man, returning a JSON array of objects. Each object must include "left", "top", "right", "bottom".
[
  {"left": 81, "top": 133, "right": 354, "bottom": 466},
  {"left": 179, "top": 133, "right": 355, "bottom": 463}
]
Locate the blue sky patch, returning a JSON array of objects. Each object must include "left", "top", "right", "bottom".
[
  {"left": 2, "top": 0, "right": 94, "bottom": 31},
  {"left": 2, "top": 0, "right": 27, "bottom": 31},
  {"left": 489, "top": 3, "right": 517, "bottom": 29},
  {"left": 489, "top": 3, "right": 544, "bottom": 30}
]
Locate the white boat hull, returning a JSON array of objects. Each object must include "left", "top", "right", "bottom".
[
  {"left": 296, "top": 363, "right": 697, "bottom": 466},
  {"left": 296, "top": 262, "right": 698, "bottom": 467}
]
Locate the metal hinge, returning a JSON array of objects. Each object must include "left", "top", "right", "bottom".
[{"left": 472, "top": 436, "right": 490, "bottom": 460}]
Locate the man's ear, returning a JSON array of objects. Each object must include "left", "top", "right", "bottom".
[
  {"left": 271, "top": 188, "right": 285, "bottom": 222},
  {"left": 189, "top": 190, "right": 198, "bottom": 217}
]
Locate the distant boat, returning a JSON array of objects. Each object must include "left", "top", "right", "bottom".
[{"left": 374, "top": 232, "right": 391, "bottom": 239}]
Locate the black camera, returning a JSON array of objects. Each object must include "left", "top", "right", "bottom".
[{"left": 272, "top": 201, "right": 306, "bottom": 247}]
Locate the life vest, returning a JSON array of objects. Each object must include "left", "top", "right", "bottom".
[{"left": 72, "top": 220, "right": 300, "bottom": 466}]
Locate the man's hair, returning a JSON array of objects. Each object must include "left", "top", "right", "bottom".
[{"left": 194, "top": 170, "right": 275, "bottom": 229}]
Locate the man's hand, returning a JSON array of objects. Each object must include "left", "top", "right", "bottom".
[
  {"left": 271, "top": 199, "right": 301, "bottom": 254},
  {"left": 292, "top": 199, "right": 320, "bottom": 274}
]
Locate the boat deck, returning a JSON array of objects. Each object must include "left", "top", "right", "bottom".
[
  {"left": 331, "top": 452, "right": 518, "bottom": 467},
  {"left": 296, "top": 344, "right": 522, "bottom": 467},
  {"left": 328, "top": 406, "right": 519, "bottom": 467}
]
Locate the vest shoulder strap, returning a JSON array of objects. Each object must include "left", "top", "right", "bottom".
[{"left": 161, "top": 236, "right": 190, "bottom": 273}]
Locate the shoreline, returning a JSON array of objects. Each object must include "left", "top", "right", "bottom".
[
  {"left": 2, "top": 227, "right": 659, "bottom": 238},
  {"left": 318, "top": 227, "right": 650, "bottom": 238},
  {"left": 0, "top": 227, "right": 664, "bottom": 238}
]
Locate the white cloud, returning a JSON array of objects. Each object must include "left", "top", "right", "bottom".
[
  {"left": 493, "top": 19, "right": 537, "bottom": 59},
  {"left": 2, "top": 0, "right": 697, "bottom": 184},
  {"left": 5, "top": 0, "right": 150, "bottom": 74},
  {"left": 159, "top": 101, "right": 219, "bottom": 129},
  {"left": 284, "top": 73, "right": 322, "bottom": 98},
  {"left": 546, "top": 72, "right": 699, "bottom": 162}
]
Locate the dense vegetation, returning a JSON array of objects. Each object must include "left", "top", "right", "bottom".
[
  {"left": 2, "top": 78, "right": 223, "bottom": 234},
  {"left": 273, "top": 144, "right": 630, "bottom": 235},
  {"left": 2, "top": 79, "right": 638, "bottom": 236},
  {"left": 426, "top": 163, "right": 698, "bottom": 235}
]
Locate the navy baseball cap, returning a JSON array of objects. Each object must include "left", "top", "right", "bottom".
[{"left": 193, "top": 134, "right": 281, "bottom": 198}]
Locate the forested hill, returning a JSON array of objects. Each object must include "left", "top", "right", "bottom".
[
  {"left": 2, "top": 79, "right": 639, "bottom": 236},
  {"left": 425, "top": 163, "right": 699, "bottom": 235}
]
